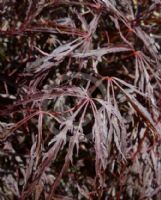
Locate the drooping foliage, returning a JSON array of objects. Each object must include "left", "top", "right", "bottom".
[{"left": 0, "top": 0, "right": 161, "bottom": 199}]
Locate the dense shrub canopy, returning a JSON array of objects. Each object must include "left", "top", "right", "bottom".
[{"left": 0, "top": 0, "right": 161, "bottom": 199}]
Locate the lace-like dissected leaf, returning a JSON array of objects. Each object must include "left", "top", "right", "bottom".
[
  {"left": 26, "top": 38, "right": 83, "bottom": 73},
  {"left": 95, "top": 98, "right": 127, "bottom": 157},
  {"left": 93, "top": 110, "right": 108, "bottom": 169},
  {"left": 114, "top": 80, "right": 161, "bottom": 135},
  {"left": 73, "top": 46, "right": 131, "bottom": 58},
  {"left": 134, "top": 27, "right": 160, "bottom": 62}
]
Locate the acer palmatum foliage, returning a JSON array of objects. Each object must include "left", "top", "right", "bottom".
[{"left": 0, "top": 0, "right": 161, "bottom": 199}]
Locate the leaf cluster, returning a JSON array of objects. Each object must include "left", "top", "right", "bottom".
[{"left": 0, "top": 0, "right": 161, "bottom": 199}]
